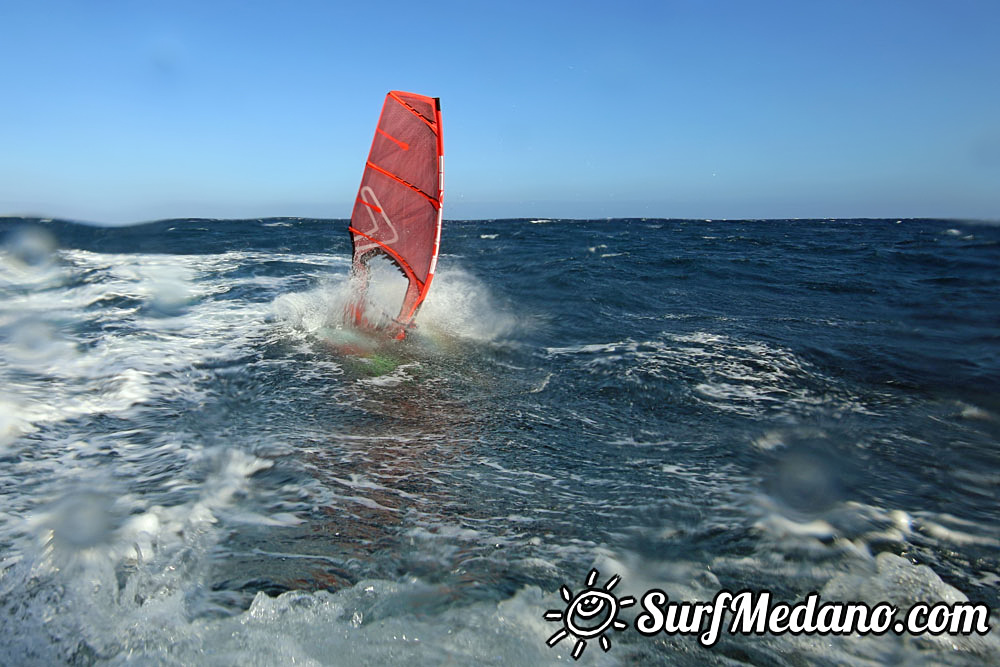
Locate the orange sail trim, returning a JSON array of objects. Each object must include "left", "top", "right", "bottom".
[{"left": 347, "top": 91, "right": 443, "bottom": 337}]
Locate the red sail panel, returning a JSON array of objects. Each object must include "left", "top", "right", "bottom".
[{"left": 348, "top": 91, "right": 443, "bottom": 333}]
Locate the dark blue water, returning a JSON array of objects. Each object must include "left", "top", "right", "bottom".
[{"left": 1, "top": 216, "right": 998, "bottom": 664}]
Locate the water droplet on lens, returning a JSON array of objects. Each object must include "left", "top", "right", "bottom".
[
  {"left": 149, "top": 279, "right": 191, "bottom": 317},
  {"left": 52, "top": 492, "right": 115, "bottom": 550},
  {"left": 4, "top": 226, "right": 56, "bottom": 269},
  {"left": 9, "top": 319, "right": 55, "bottom": 360},
  {"left": 761, "top": 431, "right": 849, "bottom": 519}
]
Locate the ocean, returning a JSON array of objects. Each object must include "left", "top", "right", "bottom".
[{"left": 1, "top": 216, "right": 998, "bottom": 664}]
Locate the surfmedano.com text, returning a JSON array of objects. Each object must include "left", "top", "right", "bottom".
[{"left": 635, "top": 589, "right": 992, "bottom": 647}]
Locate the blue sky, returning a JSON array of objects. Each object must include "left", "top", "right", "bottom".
[{"left": 1, "top": 0, "right": 998, "bottom": 223}]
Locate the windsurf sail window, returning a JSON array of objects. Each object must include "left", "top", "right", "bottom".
[{"left": 347, "top": 91, "right": 443, "bottom": 338}]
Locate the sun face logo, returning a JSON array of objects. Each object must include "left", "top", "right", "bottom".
[{"left": 544, "top": 569, "right": 635, "bottom": 660}]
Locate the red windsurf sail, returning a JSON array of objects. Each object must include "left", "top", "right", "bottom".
[{"left": 347, "top": 91, "right": 443, "bottom": 338}]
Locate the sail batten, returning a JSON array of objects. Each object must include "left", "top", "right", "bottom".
[
  {"left": 364, "top": 161, "right": 439, "bottom": 206},
  {"left": 348, "top": 91, "right": 443, "bottom": 336}
]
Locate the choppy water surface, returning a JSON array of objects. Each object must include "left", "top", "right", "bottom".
[{"left": 1, "top": 217, "right": 998, "bottom": 664}]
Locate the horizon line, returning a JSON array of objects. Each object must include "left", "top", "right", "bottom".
[{"left": 3, "top": 214, "right": 999, "bottom": 227}]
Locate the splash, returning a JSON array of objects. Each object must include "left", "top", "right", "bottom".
[
  {"left": 415, "top": 265, "right": 519, "bottom": 343},
  {"left": 272, "top": 264, "right": 519, "bottom": 346}
]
